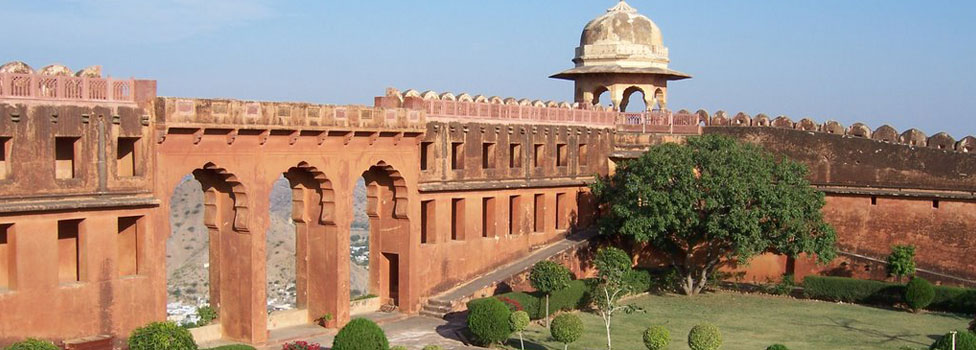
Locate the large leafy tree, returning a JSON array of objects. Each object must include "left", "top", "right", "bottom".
[{"left": 591, "top": 135, "right": 837, "bottom": 295}]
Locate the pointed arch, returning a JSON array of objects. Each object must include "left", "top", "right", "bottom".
[
  {"left": 364, "top": 161, "right": 409, "bottom": 219},
  {"left": 194, "top": 162, "right": 250, "bottom": 232}
]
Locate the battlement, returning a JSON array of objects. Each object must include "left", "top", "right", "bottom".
[
  {"left": 698, "top": 110, "right": 975, "bottom": 154},
  {"left": 382, "top": 88, "right": 618, "bottom": 128}
]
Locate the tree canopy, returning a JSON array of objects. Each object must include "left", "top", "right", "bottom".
[{"left": 591, "top": 135, "right": 836, "bottom": 295}]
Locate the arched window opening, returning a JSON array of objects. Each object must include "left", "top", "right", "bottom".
[{"left": 620, "top": 86, "right": 647, "bottom": 113}]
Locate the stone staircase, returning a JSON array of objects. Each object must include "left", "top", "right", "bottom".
[
  {"left": 418, "top": 229, "right": 597, "bottom": 319},
  {"left": 420, "top": 298, "right": 456, "bottom": 319}
]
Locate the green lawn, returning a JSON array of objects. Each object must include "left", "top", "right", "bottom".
[{"left": 507, "top": 291, "right": 969, "bottom": 350}]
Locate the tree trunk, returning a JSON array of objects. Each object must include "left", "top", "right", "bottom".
[
  {"left": 605, "top": 316, "right": 612, "bottom": 350},
  {"left": 519, "top": 332, "right": 524, "bottom": 350},
  {"left": 545, "top": 294, "right": 551, "bottom": 328}
]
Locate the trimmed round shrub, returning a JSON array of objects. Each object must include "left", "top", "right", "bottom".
[
  {"left": 642, "top": 325, "right": 671, "bottom": 350},
  {"left": 766, "top": 344, "right": 789, "bottom": 350},
  {"left": 905, "top": 277, "right": 935, "bottom": 312},
  {"left": 466, "top": 297, "right": 513, "bottom": 346},
  {"left": 687, "top": 323, "right": 722, "bottom": 350},
  {"left": 331, "top": 318, "right": 388, "bottom": 350},
  {"left": 930, "top": 330, "right": 976, "bottom": 350},
  {"left": 5, "top": 339, "right": 59, "bottom": 350},
  {"left": 550, "top": 313, "right": 584, "bottom": 347},
  {"left": 510, "top": 311, "right": 530, "bottom": 333},
  {"left": 128, "top": 321, "right": 197, "bottom": 350}
]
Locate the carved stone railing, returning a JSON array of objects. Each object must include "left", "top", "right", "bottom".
[
  {"left": 0, "top": 72, "right": 135, "bottom": 103},
  {"left": 615, "top": 111, "right": 702, "bottom": 135}
]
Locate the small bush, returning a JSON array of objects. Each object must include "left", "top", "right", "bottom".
[
  {"left": 624, "top": 269, "right": 653, "bottom": 294},
  {"left": 886, "top": 244, "right": 916, "bottom": 280},
  {"left": 509, "top": 311, "right": 530, "bottom": 333},
  {"left": 688, "top": 323, "right": 722, "bottom": 350},
  {"left": 5, "top": 339, "right": 59, "bottom": 350},
  {"left": 331, "top": 318, "right": 388, "bottom": 350},
  {"left": 550, "top": 313, "right": 584, "bottom": 347},
  {"left": 281, "top": 341, "right": 319, "bottom": 350},
  {"left": 765, "top": 274, "right": 796, "bottom": 296},
  {"left": 930, "top": 330, "right": 976, "bottom": 350},
  {"left": 389, "top": 346, "right": 407, "bottom": 350},
  {"left": 421, "top": 346, "right": 443, "bottom": 350},
  {"left": 766, "top": 344, "right": 789, "bottom": 350},
  {"left": 196, "top": 305, "right": 218, "bottom": 327},
  {"left": 905, "top": 277, "right": 935, "bottom": 311},
  {"left": 466, "top": 297, "right": 513, "bottom": 346},
  {"left": 642, "top": 325, "right": 670, "bottom": 350},
  {"left": 129, "top": 322, "right": 198, "bottom": 350}
]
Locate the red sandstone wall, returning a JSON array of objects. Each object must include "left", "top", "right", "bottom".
[{"left": 0, "top": 208, "right": 157, "bottom": 345}]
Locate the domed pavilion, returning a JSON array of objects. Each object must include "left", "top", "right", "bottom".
[{"left": 551, "top": 1, "right": 690, "bottom": 112}]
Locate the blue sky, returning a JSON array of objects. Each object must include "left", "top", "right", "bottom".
[{"left": 4, "top": 0, "right": 975, "bottom": 137}]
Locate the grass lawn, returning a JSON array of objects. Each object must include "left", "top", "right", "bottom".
[{"left": 507, "top": 291, "right": 970, "bottom": 350}]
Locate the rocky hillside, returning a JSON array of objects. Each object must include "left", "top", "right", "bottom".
[{"left": 166, "top": 175, "right": 370, "bottom": 311}]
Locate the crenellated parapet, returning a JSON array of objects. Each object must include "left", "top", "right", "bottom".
[
  {"left": 382, "top": 88, "right": 619, "bottom": 128},
  {"left": 699, "top": 109, "right": 975, "bottom": 154}
]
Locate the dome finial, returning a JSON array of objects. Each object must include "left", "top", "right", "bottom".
[{"left": 608, "top": 0, "right": 637, "bottom": 13}]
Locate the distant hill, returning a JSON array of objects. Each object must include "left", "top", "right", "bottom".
[{"left": 166, "top": 175, "right": 370, "bottom": 310}]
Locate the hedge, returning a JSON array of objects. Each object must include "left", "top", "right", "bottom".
[
  {"left": 802, "top": 276, "right": 976, "bottom": 314},
  {"left": 490, "top": 279, "right": 592, "bottom": 319}
]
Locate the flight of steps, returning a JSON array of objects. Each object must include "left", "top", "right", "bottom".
[
  {"left": 417, "top": 229, "right": 597, "bottom": 319},
  {"left": 419, "top": 298, "right": 456, "bottom": 319}
]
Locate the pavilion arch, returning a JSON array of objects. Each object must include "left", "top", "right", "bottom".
[
  {"left": 592, "top": 86, "right": 610, "bottom": 107},
  {"left": 620, "top": 86, "right": 647, "bottom": 112}
]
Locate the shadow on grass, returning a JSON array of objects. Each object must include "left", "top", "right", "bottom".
[
  {"left": 504, "top": 338, "right": 549, "bottom": 350},
  {"left": 821, "top": 317, "right": 930, "bottom": 347}
]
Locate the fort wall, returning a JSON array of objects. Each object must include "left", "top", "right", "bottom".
[{"left": 707, "top": 126, "right": 976, "bottom": 283}]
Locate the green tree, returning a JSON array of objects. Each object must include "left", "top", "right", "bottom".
[
  {"left": 592, "top": 247, "right": 639, "bottom": 350},
  {"left": 591, "top": 135, "right": 837, "bottom": 295},
  {"left": 509, "top": 311, "right": 530, "bottom": 350},
  {"left": 886, "top": 245, "right": 916, "bottom": 282},
  {"left": 529, "top": 260, "right": 571, "bottom": 328},
  {"left": 550, "top": 313, "right": 584, "bottom": 350}
]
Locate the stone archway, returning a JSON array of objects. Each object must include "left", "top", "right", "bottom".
[
  {"left": 359, "top": 161, "right": 410, "bottom": 308},
  {"left": 166, "top": 162, "right": 253, "bottom": 341},
  {"left": 267, "top": 162, "right": 339, "bottom": 328}
]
